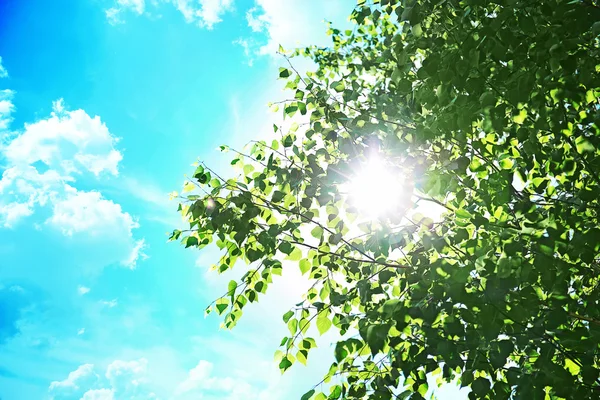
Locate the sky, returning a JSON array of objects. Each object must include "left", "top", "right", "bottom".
[{"left": 0, "top": 1, "right": 468, "bottom": 399}]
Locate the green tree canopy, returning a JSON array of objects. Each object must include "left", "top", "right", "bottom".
[{"left": 172, "top": 0, "right": 600, "bottom": 398}]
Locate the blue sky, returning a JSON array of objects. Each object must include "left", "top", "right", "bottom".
[
  {"left": 0, "top": 1, "right": 357, "bottom": 399},
  {"left": 0, "top": 1, "right": 468, "bottom": 399}
]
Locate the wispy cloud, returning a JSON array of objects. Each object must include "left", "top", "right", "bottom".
[
  {"left": 176, "top": 0, "right": 235, "bottom": 29},
  {"left": 106, "top": 0, "right": 146, "bottom": 25},
  {"left": 117, "top": 177, "right": 179, "bottom": 227},
  {"left": 49, "top": 359, "right": 158, "bottom": 399},
  {"left": 52, "top": 357, "right": 283, "bottom": 400},
  {"left": 0, "top": 89, "right": 14, "bottom": 130},
  {"left": 0, "top": 56, "right": 8, "bottom": 78},
  {"left": 233, "top": 38, "right": 255, "bottom": 66},
  {"left": 78, "top": 286, "right": 91, "bottom": 295},
  {"left": 107, "top": 0, "right": 235, "bottom": 29},
  {"left": 101, "top": 299, "right": 119, "bottom": 308},
  {"left": 0, "top": 57, "right": 15, "bottom": 128}
]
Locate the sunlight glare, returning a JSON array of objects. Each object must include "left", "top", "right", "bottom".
[{"left": 344, "top": 156, "right": 408, "bottom": 219}]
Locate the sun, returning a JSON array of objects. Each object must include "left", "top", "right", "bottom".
[{"left": 343, "top": 155, "right": 409, "bottom": 219}]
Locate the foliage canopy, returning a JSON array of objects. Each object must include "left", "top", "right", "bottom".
[{"left": 172, "top": 0, "right": 600, "bottom": 398}]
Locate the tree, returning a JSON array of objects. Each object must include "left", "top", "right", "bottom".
[{"left": 171, "top": 0, "right": 600, "bottom": 398}]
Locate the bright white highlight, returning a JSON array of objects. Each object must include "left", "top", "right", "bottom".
[{"left": 344, "top": 156, "right": 408, "bottom": 219}]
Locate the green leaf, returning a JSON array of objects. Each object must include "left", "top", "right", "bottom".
[
  {"left": 283, "top": 310, "right": 294, "bottom": 323},
  {"left": 193, "top": 165, "right": 205, "bottom": 179},
  {"left": 184, "top": 236, "right": 198, "bottom": 248},
  {"left": 227, "top": 280, "right": 237, "bottom": 295},
  {"left": 279, "top": 242, "right": 293, "bottom": 255},
  {"left": 288, "top": 318, "right": 298, "bottom": 335},
  {"left": 330, "top": 81, "right": 344, "bottom": 92},
  {"left": 316, "top": 313, "right": 332, "bottom": 335},
  {"left": 412, "top": 23, "right": 423, "bottom": 37},
  {"left": 183, "top": 181, "right": 195, "bottom": 193},
  {"left": 460, "top": 370, "right": 474, "bottom": 388},
  {"left": 299, "top": 259, "right": 311, "bottom": 275},
  {"left": 565, "top": 358, "right": 581, "bottom": 376},
  {"left": 311, "top": 226, "right": 324, "bottom": 240},
  {"left": 593, "top": 21, "right": 600, "bottom": 36},
  {"left": 480, "top": 91, "right": 496, "bottom": 108},
  {"left": 455, "top": 209, "right": 471, "bottom": 220},
  {"left": 576, "top": 136, "right": 595, "bottom": 153},
  {"left": 364, "top": 324, "right": 390, "bottom": 355},
  {"left": 296, "top": 349, "right": 308, "bottom": 365},
  {"left": 300, "top": 389, "right": 315, "bottom": 400},
  {"left": 272, "top": 190, "right": 285, "bottom": 202},
  {"left": 497, "top": 256, "right": 511, "bottom": 278},
  {"left": 243, "top": 164, "right": 254, "bottom": 175},
  {"left": 329, "top": 385, "right": 342, "bottom": 399},
  {"left": 278, "top": 356, "right": 292, "bottom": 371},
  {"left": 216, "top": 303, "right": 228, "bottom": 315},
  {"left": 472, "top": 377, "right": 491, "bottom": 397},
  {"left": 380, "top": 298, "right": 400, "bottom": 318},
  {"left": 287, "top": 247, "right": 302, "bottom": 261},
  {"left": 279, "top": 67, "right": 291, "bottom": 78}
]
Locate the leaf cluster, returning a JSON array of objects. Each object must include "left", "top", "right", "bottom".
[{"left": 172, "top": 0, "right": 600, "bottom": 398}]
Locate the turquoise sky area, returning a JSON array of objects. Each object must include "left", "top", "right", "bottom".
[{"left": 0, "top": 1, "right": 468, "bottom": 399}]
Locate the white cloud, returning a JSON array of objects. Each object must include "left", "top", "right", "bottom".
[
  {"left": 82, "top": 388, "right": 115, "bottom": 400},
  {"left": 0, "top": 201, "right": 33, "bottom": 227},
  {"left": 173, "top": 357, "right": 297, "bottom": 400},
  {"left": 0, "top": 165, "right": 63, "bottom": 227},
  {"left": 175, "top": 360, "right": 218, "bottom": 394},
  {"left": 174, "top": 0, "right": 234, "bottom": 29},
  {"left": 104, "top": 0, "right": 349, "bottom": 40},
  {"left": 0, "top": 91, "right": 14, "bottom": 114},
  {"left": 105, "top": 0, "right": 235, "bottom": 29},
  {"left": 0, "top": 171, "right": 145, "bottom": 266},
  {"left": 106, "top": 8, "right": 124, "bottom": 25},
  {"left": 49, "top": 364, "right": 99, "bottom": 394},
  {"left": 101, "top": 299, "right": 119, "bottom": 308},
  {"left": 0, "top": 97, "right": 145, "bottom": 268},
  {"left": 53, "top": 357, "right": 280, "bottom": 400},
  {"left": 49, "top": 188, "right": 136, "bottom": 236},
  {"left": 174, "top": 360, "right": 256, "bottom": 400},
  {"left": 240, "top": 0, "right": 352, "bottom": 57},
  {"left": 51, "top": 359, "right": 157, "bottom": 400},
  {"left": 0, "top": 166, "right": 145, "bottom": 270},
  {"left": 78, "top": 286, "right": 91, "bottom": 295},
  {"left": 106, "top": 358, "right": 157, "bottom": 399},
  {"left": 118, "top": 0, "right": 145, "bottom": 14},
  {"left": 0, "top": 89, "right": 14, "bottom": 130},
  {"left": 245, "top": 7, "right": 266, "bottom": 32},
  {"left": 106, "top": 0, "right": 145, "bottom": 25},
  {"left": 0, "top": 56, "right": 7, "bottom": 78},
  {"left": 196, "top": 0, "right": 234, "bottom": 28},
  {"left": 52, "top": 345, "right": 457, "bottom": 400},
  {"left": 5, "top": 99, "right": 122, "bottom": 176},
  {"left": 123, "top": 239, "right": 148, "bottom": 268},
  {"left": 233, "top": 38, "right": 254, "bottom": 66}
]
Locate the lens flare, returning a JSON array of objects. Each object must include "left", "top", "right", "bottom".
[{"left": 343, "top": 156, "right": 407, "bottom": 219}]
